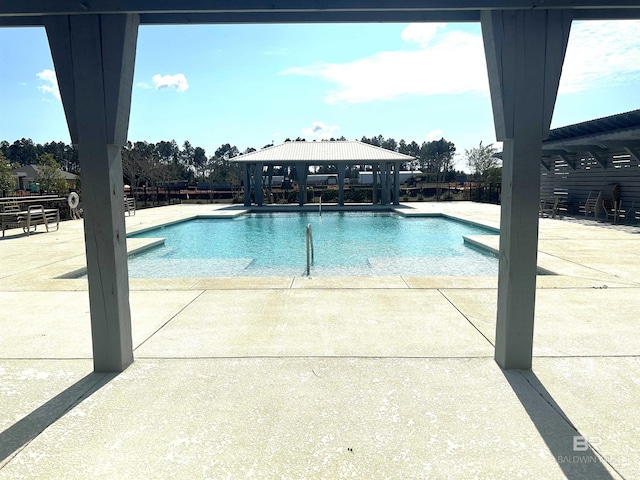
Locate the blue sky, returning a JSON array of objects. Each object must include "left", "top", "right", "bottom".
[{"left": 1, "top": 20, "right": 639, "bottom": 170}]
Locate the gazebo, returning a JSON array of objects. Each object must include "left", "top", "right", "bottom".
[{"left": 233, "top": 141, "right": 415, "bottom": 207}]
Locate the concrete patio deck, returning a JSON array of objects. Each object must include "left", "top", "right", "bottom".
[{"left": 0, "top": 202, "right": 639, "bottom": 479}]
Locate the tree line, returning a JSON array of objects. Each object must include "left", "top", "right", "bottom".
[
  {"left": 1, "top": 135, "right": 500, "bottom": 194},
  {"left": 1, "top": 139, "right": 79, "bottom": 173}
]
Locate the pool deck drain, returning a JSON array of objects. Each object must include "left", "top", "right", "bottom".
[{"left": 1, "top": 202, "right": 639, "bottom": 479}]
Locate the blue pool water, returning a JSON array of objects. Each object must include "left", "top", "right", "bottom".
[{"left": 127, "top": 212, "right": 498, "bottom": 277}]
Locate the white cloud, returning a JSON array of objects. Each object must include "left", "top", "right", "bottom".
[
  {"left": 136, "top": 82, "right": 153, "bottom": 89},
  {"left": 559, "top": 20, "right": 640, "bottom": 94},
  {"left": 281, "top": 24, "right": 488, "bottom": 104},
  {"left": 400, "top": 23, "right": 446, "bottom": 46},
  {"left": 282, "top": 20, "right": 640, "bottom": 104},
  {"left": 425, "top": 129, "right": 443, "bottom": 142},
  {"left": 281, "top": 24, "right": 489, "bottom": 103},
  {"left": 151, "top": 73, "right": 189, "bottom": 92},
  {"left": 36, "top": 69, "right": 60, "bottom": 100},
  {"left": 302, "top": 121, "right": 340, "bottom": 140}
]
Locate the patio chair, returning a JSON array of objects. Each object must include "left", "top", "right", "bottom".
[
  {"left": 599, "top": 183, "right": 621, "bottom": 223},
  {"left": 581, "top": 191, "right": 601, "bottom": 219},
  {"left": 539, "top": 196, "right": 559, "bottom": 218},
  {"left": 612, "top": 200, "right": 634, "bottom": 224},
  {"left": 601, "top": 198, "right": 618, "bottom": 223},
  {"left": 18, "top": 205, "right": 60, "bottom": 236},
  {"left": 124, "top": 196, "right": 136, "bottom": 216},
  {"left": 1, "top": 202, "right": 21, "bottom": 237}
]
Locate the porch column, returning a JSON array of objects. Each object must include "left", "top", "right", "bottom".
[
  {"left": 337, "top": 163, "right": 346, "bottom": 206},
  {"left": 254, "top": 162, "right": 264, "bottom": 206},
  {"left": 243, "top": 163, "right": 251, "bottom": 206},
  {"left": 482, "top": 9, "right": 571, "bottom": 369},
  {"left": 45, "top": 14, "right": 139, "bottom": 372},
  {"left": 296, "top": 162, "right": 307, "bottom": 206}
]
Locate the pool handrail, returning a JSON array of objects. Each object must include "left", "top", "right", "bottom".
[{"left": 306, "top": 223, "right": 314, "bottom": 276}]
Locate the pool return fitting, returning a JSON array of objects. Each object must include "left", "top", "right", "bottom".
[{"left": 306, "top": 223, "right": 314, "bottom": 276}]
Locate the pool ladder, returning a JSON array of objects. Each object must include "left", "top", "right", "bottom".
[{"left": 306, "top": 223, "right": 314, "bottom": 276}]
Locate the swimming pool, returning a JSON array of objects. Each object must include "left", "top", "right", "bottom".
[{"left": 127, "top": 212, "right": 499, "bottom": 277}]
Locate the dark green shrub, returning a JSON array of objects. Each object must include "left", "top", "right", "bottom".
[{"left": 321, "top": 189, "right": 339, "bottom": 202}]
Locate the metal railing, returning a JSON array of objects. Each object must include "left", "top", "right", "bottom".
[{"left": 306, "top": 223, "right": 314, "bottom": 276}]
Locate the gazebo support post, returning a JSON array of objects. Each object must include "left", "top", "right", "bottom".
[
  {"left": 393, "top": 162, "right": 400, "bottom": 205},
  {"left": 243, "top": 163, "right": 251, "bottom": 206},
  {"left": 254, "top": 162, "right": 264, "bottom": 206},
  {"left": 337, "top": 164, "right": 347, "bottom": 206},
  {"left": 380, "top": 163, "right": 388, "bottom": 205},
  {"left": 372, "top": 162, "right": 378, "bottom": 205},
  {"left": 266, "top": 164, "right": 274, "bottom": 203},
  {"left": 296, "top": 162, "right": 307, "bottom": 206}
]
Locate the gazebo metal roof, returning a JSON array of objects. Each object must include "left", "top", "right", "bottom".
[{"left": 233, "top": 140, "right": 415, "bottom": 164}]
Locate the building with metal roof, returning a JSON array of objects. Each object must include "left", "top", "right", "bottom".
[
  {"left": 233, "top": 141, "right": 415, "bottom": 207},
  {"left": 540, "top": 109, "right": 640, "bottom": 212}
]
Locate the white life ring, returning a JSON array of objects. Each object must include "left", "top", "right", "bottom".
[{"left": 68, "top": 192, "right": 80, "bottom": 209}]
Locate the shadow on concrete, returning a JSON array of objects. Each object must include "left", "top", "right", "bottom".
[
  {"left": 503, "top": 370, "right": 617, "bottom": 480},
  {"left": 0, "top": 372, "right": 115, "bottom": 465}
]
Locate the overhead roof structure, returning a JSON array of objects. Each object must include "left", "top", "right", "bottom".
[
  {"left": 233, "top": 140, "right": 415, "bottom": 164},
  {"left": 497, "top": 109, "right": 640, "bottom": 165},
  {"left": 540, "top": 109, "right": 640, "bottom": 169},
  {"left": 2, "top": 1, "right": 639, "bottom": 373},
  {"left": 544, "top": 109, "right": 640, "bottom": 148},
  {"left": 1, "top": 1, "right": 640, "bottom": 25}
]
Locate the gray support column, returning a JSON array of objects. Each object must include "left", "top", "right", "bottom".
[
  {"left": 45, "top": 14, "right": 139, "bottom": 372},
  {"left": 379, "top": 163, "right": 386, "bottom": 205},
  {"left": 387, "top": 164, "right": 393, "bottom": 204},
  {"left": 482, "top": 9, "right": 571, "bottom": 369},
  {"left": 266, "top": 164, "right": 274, "bottom": 204},
  {"left": 296, "top": 162, "right": 307, "bottom": 206},
  {"left": 393, "top": 162, "right": 400, "bottom": 206},
  {"left": 254, "top": 162, "right": 264, "bottom": 206},
  {"left": 337, "top": 163, "right": 346, "bottom": 206},
  {"left": 243, "top": 163, "right": 251, "bottom": 206},
  {"left": 380, "top": 163, "right": 389, "bottom": 206},
  {"left": 372, "top": 163, "right": 378, "bottom": 205}
]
